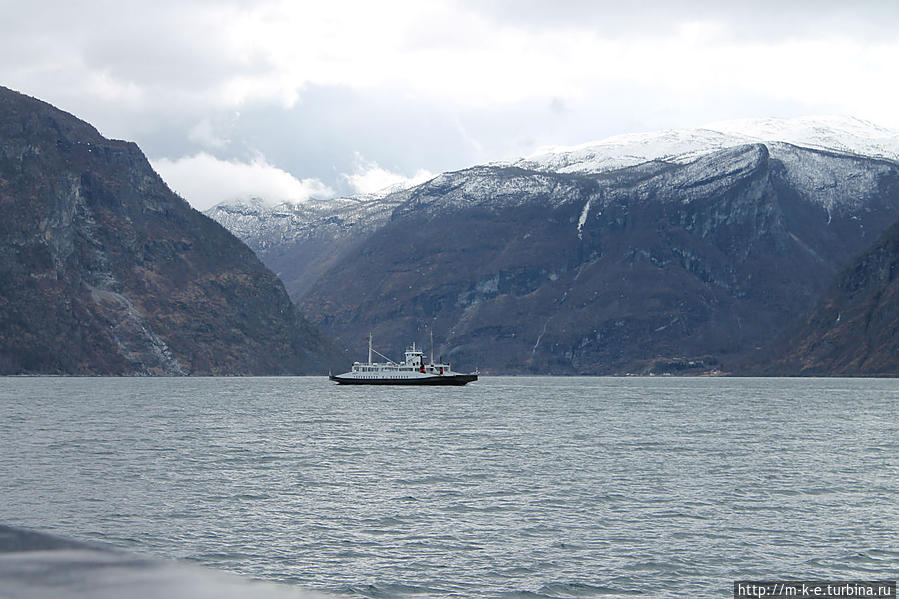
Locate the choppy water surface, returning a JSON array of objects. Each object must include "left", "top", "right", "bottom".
[{"left": 1, "top": 377, "right": 897, "bottom": 598}]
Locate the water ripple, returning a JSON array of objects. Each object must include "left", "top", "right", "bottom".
[{"left": 1, "top": 376, "right": 897, "bottom": 598}]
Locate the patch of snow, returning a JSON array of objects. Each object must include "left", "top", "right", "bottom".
[
  {"left": 532, "top": 319, "right": 550, "bottom": 355},
  {"left": 577, "top": 199, "right": 591, "bottom": 240}
]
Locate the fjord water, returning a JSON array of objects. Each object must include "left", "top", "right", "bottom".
[{"left": 1, "top": 377, "right": 896, "bottom": 598}]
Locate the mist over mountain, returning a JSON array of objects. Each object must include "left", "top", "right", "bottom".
[{"left": 0, "top": 86, "right": 335, "bottom": 375}]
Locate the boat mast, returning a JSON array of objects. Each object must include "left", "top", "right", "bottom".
[
  {"left": 368, "top": 332, "right": 372, "bottom": 365},
  {"left": 430, "top": 329, "right": 434, "bottom": 365}
]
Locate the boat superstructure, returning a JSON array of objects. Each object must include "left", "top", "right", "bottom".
[{"left": 329, "top": 334, "right": 478, "bottom": 385}]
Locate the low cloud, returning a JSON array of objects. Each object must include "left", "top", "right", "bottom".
[
  {"left": 151, "top": 153, "right": 333, "bottom": 210},
  {"left": 343, "top": 155, "right": 434, "bottom": 195}
]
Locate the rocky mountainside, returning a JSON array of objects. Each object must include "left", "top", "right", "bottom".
[
  {"left": 207, "top": 193, "right": 404, "bottom": 300},
  {"left": 0, "top": 86, "right": 335, "bottom": 375},
  {"left": 773, "top": 218, "right": 899, "bottom": 375},
  {"left": 207, "top": 118, "right": 899, "bottom": 374}
]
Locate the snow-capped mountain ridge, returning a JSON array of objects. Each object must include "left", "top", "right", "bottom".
[
  {"left": 210, "top": 115, "right": 899, "bottom": 231},
  {"left": 208, "top": 193, "right": 404, "bottom": 255},
  {"left": 208, "top": 115, "right": 899, "bottom": 260},
  {"left": 513, "top": 116, "right": 899, "bottom": 175}
]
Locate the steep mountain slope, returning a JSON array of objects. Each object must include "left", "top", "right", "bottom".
[
  {"left": 774, "top": 218, "right": 899, "bottom": 375},
  {"left": 294, "top": 143, "right": 899, "bottom": 374},
  {"left": 0, "top": 86, "right": 335, "bottom": 375},
  {"left": 207, "top": 117, "right": 899, "bottom": 374}
]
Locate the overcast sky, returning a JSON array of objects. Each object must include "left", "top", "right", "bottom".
[{"left": 3, "top": 1, "right": 899, "bottom": 209}]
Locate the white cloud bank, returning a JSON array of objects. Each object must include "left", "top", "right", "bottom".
[
  {"left": 153, "top": 152, "right": 434, "bottom": 209},
  {"left": 343, "top": 155, "right": 433, "bottom": 195},
  {"left": 152, "top": 153, "right": 333, "bottom": 210}
]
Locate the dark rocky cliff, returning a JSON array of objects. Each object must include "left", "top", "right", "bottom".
[
  {"left": 0, "top": 86, "right": 335, "bottom": 374},
  {"left": 774, "top": 218, "right": 899, "bottom": 375}
]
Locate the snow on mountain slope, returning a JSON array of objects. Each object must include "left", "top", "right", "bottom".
[
  {"left": 392, "top": 166, "right": 589, "bottom": 217},
  {"left": 209, "top": 116, "right": 899, "bottom": 254},
  {"left": 708, "top": 116, "right": 899, "bottom": 158},
  {"left": 514, "top": 128, "right": 750, "bottom": 173},
  {"left": 515, "top": 116, "right": 899, "bottom": 174},
  {"left": 207, "top": 193, "right": 404, "bottom": 254},
  {"left": 768, "top": 141, "right": 897, "bottom": 218}
]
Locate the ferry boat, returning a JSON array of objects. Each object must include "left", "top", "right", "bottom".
[{"left": 329, "top": 334, "right": 478, "bottom": 385}]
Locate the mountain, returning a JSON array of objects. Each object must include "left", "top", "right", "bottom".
[
  {"left": 512, "top": 116, "right": 899, "bottom": 175},
  {"left": 0, "top": 86, "right": 335, "bottom": 375},
  {"left": 207, "top": 117, "right": 899, "bottom": 374},
  {"left": 773, "top": 218, "right": 899, "bottom": 375},
  {"left": 207, "top": 193, "right": 404, "bottom": 300}
]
